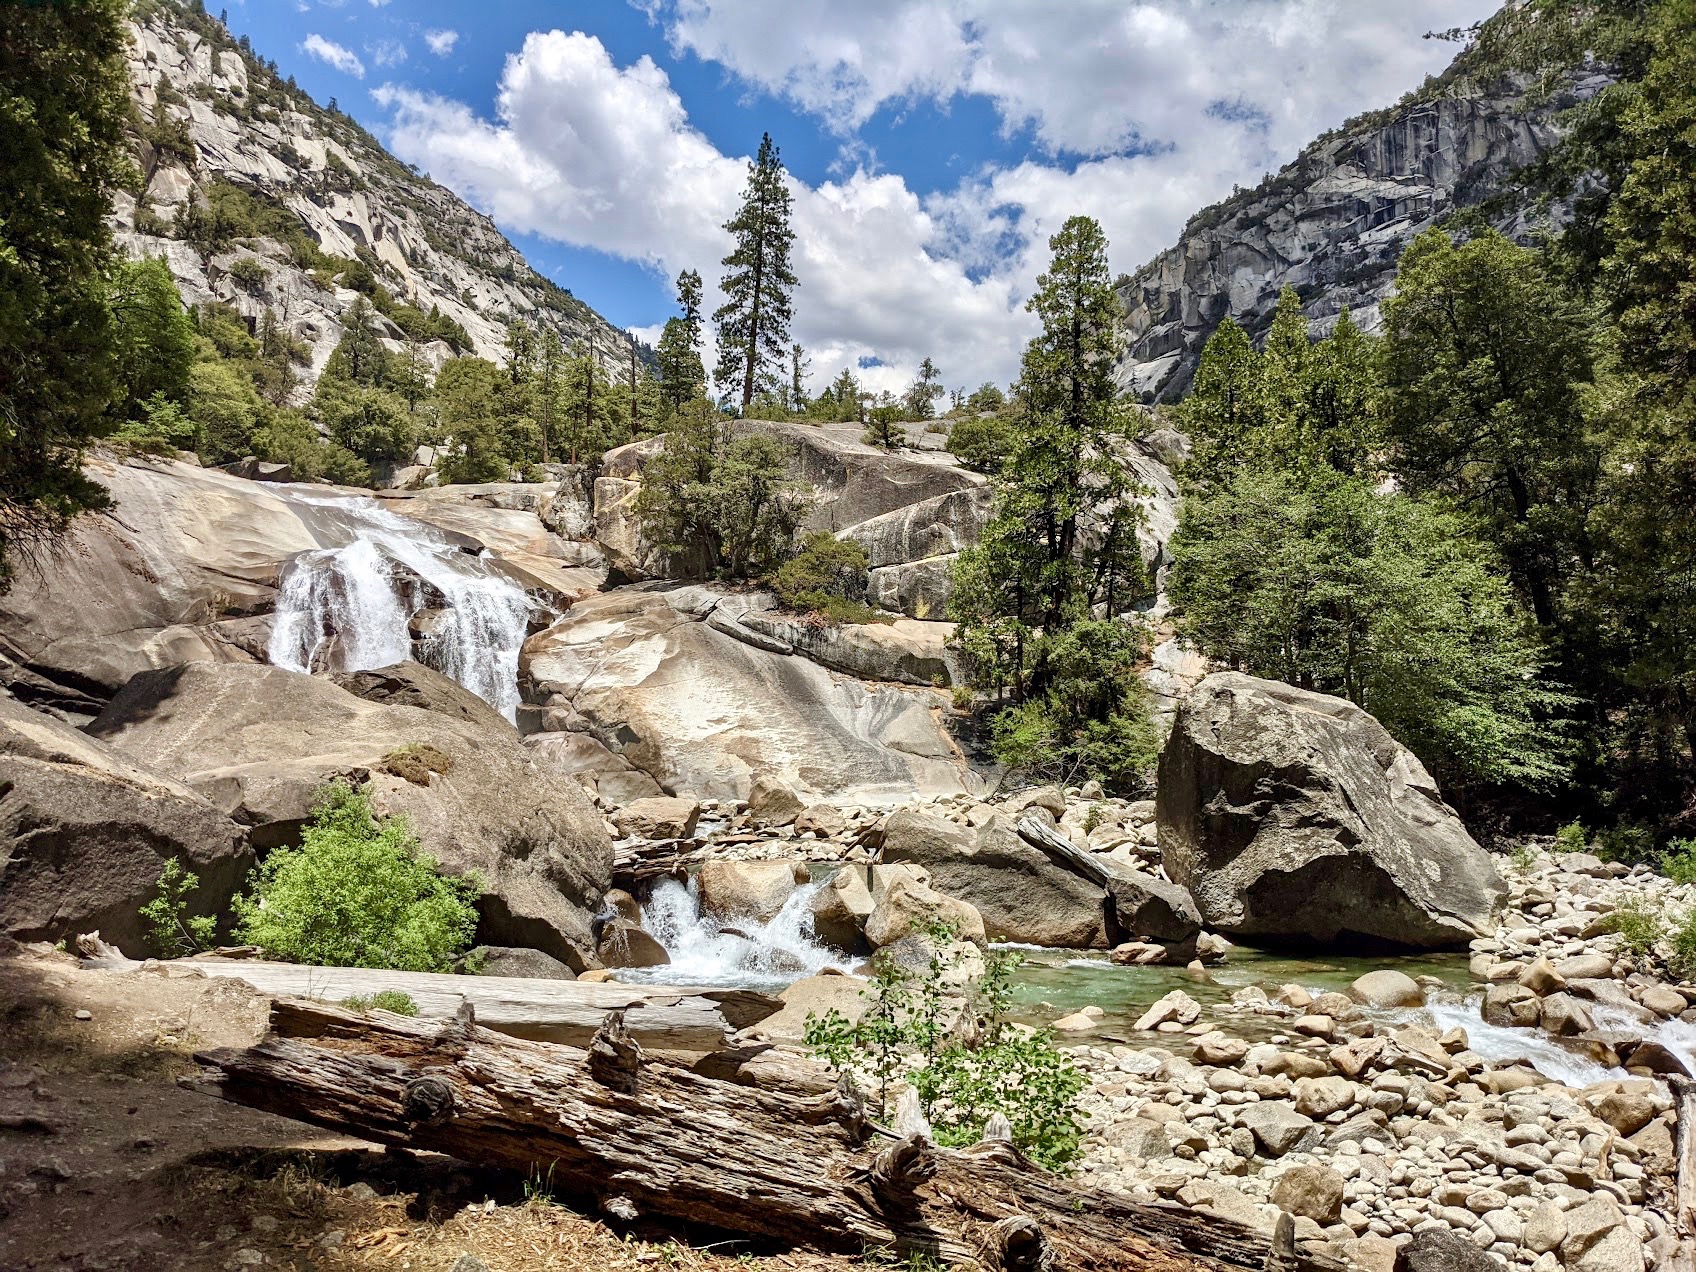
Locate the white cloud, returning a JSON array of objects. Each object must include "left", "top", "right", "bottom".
[
  {"left": 300, "top": 33, "right": 365, "bottom": 78},
  {"left": 424, "top": 28, "right": 459, "bottom": 57},
  {"left": 377, "top": 4, "right": 1493, "bottom": 391},
  {"left": 368, "top": 38, "right": 407, "bottom": 69}
]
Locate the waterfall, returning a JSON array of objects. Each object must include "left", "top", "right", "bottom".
[
  {"left": 265, "top": 488, "right": 531, "bottom": 722},
  {"left": 614, "top": 876, "right": 855, "bottom": 990}
]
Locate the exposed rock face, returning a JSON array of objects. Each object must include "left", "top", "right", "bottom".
[
  {"left": 1156, "top": 673, "right": 1504, "bottom": 949},
  {"left": 520, "top": 585, "right": 976, "bottom": 804},
  {"left": 120, "top": 8, "right": 629, "bottom": 396},
  {"left": 879, "top": 809, "right": 1108, "bottom": 947},
  {"left": 86, "top": 662, "right": 612, "bottom": 969},
  {"left": 0, "top": 457, "right": 599, "bottom": 718},
  {"left": 0, "top": 695, "right": 251, "bottom": 954},
  {"left": 0, "top": 457, "right": 307, "bottom": 714},
  {"left": 1115, "top": 63, "right": 1606, "bottom": 402}
]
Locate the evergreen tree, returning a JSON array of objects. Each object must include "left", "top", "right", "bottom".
[
  {"left": 713, "top": 134, "right": 797, "bottom": 411},
  {"left": 949, "top": 215, "right": 1153, "bottom": 788},
  {"left": 903, "top": 356, "right": 943, "bottom": 418},
  {"left": 656, "top": 270, "right": 707, "bottom": 425},
  {"left": 789, "top": 342, "right": 811, "bottom": 415},
  {"left": 0, "top": 0, "right": 132, "bottom": 588},
  {"left": 108, "top": 257, "right": 198, "bottom": 422}
]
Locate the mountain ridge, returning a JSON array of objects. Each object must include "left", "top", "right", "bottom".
[
  {"left": 118, "top": 0, "right": 637, "bottom": 401},
  {"left": 1113, "top": 24, "right": 1610, "bottom": 402}
]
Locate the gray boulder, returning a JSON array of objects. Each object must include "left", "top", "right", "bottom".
[
  {"left": 1157, "top": 673, "right": 1504, "bottom": 949},
  {"left": 1394, "top": 1229, "right": 1498, "bottom": 1272},
  {"left": 879, "top": 809, "right": 1107, "bottom": 947},
  {"left": 87, "top": 662, "right": 613, "bottom": 969},
  {"left": 0, "top": 695, "right": 251, "bottom": 954},
  {"left": 1097, "top": 859, "right": 1201, "bottom": 945}
]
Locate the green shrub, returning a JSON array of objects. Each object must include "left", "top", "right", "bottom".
[
  {"left": 228, "top": 256, "right": 269, "bottom": 289},
  {"left": 772, "top": 531, "right": 880, "bottom": 624},
  {"left": 1672, "top": 909, "right": 1696, "bottom": 978},
  {"left": 341, "top": 990, "right": 419, "bottom": 1016},
  {"left": 804, "top": 924, "right": 1084, "bottom": 1171},
  {"left": 946, "top": 414, "right": 1011, "bottom": 474},
  {"left": 1597, "top": 823, "right": 1656, "bottom": 863},
  {"left": 1599, "top": 899, "right": 1664, "bottom": 957},
  {"left": 1660, "top": 838, "right": 1696, "bottom": 885},
  {"left": 1553, "top": 821, "right": 1589, "bottom": 854},
  {"left": 232, "top": 781, "right": 480, "bottom": 972},
  {"left": 139, "top": 858, "right": 218, "bottom": 957}
]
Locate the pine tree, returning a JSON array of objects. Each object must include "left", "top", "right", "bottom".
[
  {"left": 949, "top": 216, "right": 1153, "bottom": 787},
  {"left": 713, "top": 134, "right": 797, "bottom": 412},
  {"left": 656, "top": 270, "right": 707, "bottom": 425},
  {"left": 789, "top": 343, "right": 811, "bottom": 414},
  {"left": 903, "top": 356, "right": 943, "bottom": 418},
  {"left": 0, "top": 0, "right": 131, "bottom": 589}
]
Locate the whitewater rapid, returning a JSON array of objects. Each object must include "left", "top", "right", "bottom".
[
  {"left": 617, "top": 875, "right": 855, "bottom": 990},
  {"left": 265, "top": 488, "right": 531, "bottom": 722}
]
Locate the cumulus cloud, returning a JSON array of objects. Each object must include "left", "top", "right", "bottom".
[
  {"left": 300, "top": 34, "right": 365, "bottom": 78},
  {"left": 376, "top": 3, "right": 1491, "bottom": 390},
  {"left": 424, "top": 28, "right": 460, "bottom": 57}
]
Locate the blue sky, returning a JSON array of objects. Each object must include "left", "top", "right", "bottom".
[{"left": 221, "top": 0, "right": 1500, "bottom": 391}]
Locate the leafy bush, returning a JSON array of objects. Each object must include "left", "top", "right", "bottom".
[
  {"left": 227, "top": 256, "right": 269, "bottom": 289},
  {"left": 1659, "top": 838, "right": 1696, "bottom": 885},
  {"left": 1672, "top": 909, "right": 1696, "bottom": 978},
  {"left": 341, "top": 990, "right": 419, "bottom": 1016},
  {"left": 771, "top": 532, "right": 878, "bottom": 623},
  {"left": 139, "top": 859, "right": 218, "bottom": 957},
  {"left": 232, "top": 781, "right": 480, "bottom": 972},
  {"left": 1597, "top": 822, "right": 1656, "bottom": 863},
  {"left": 946, "top": 414, "right": 1011, "bottom": 474},
  {"left": 804, "top": 925, "right": 1084, "bottom": 1170},
  {"left": 1599, "top": 899, "right": 1664, "bottom": 957},
  {"left": 1553, "top": 821, "right": 1589, "bottom": 854}
]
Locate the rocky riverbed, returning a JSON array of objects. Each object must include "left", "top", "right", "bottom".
[{"left": 597, "top": 778, "right": 1695, "bottom": 1272}]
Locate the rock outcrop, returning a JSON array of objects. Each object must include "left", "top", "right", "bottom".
[
  {"left": 1114, "top": 53, "right": 1607, "bottom": 402},
  {"left": 1156, "top": 673, "right": 1504, "bottom": 949},
  {"left": 0, "top": 694, "right": 250, "bottom": 953},
  {"left": 520, "top": 585, "right": 976, "bottom": 805},
  {"left": 879, "top": 808, "right": 1108, "bottom": 947},
  {"left": 86, "top": 662, "right": 613, "bottom": 968},
  {"left": 120, "top": 6, "right": 630, "bottom": 396}
]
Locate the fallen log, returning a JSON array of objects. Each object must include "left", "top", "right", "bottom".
[
  {"left": 79, "top": 939, "right": 776, "bottom": 1052},
  {"left": 193, "top": 997, "right": 1344, "bottom": 1272},
  {"left": 1674, "top": 1075, "right": 1695, "bottom": 1237}
]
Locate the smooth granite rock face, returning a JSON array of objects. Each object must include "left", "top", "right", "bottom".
[{"left": 1157, "top": 673, "right": 1505, "bottom": 949}]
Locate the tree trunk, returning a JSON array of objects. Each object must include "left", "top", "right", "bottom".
[{"left": 194, "top": 999, "right": 1345, "bottom": 1272}]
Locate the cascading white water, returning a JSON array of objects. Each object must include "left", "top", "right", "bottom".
[
  {"left": 616, "top": 876, "right": 855, "bottom": 989},
  {"left": 1388, "top": 993, "right": 1696, "bottom": 1087},
  {"left": 265, "top": 488, "right": 531, "bottom": 722}
]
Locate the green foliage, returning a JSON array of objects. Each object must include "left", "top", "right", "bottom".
[
  {"left": 1553, "top": 821, "right": 1590, "bottom": 854},
  {"left": 714, "top": 134, "right": 797, "bottom": 410},
  {"left": 108, "top": 257, "right": 197, "bottom": 422},
  {"left": 635, "top": 408, "right": 807, "bottom": 580},
  {"left": 948, "top": 217, "right": 1155, "bottom": 793},
  {"left": 1170, "top": 466, "right": 1573, "bottom": 791},
  {"left": 804, "top": 931, "right": 1084, "bottom": 1171},
  {"left": 1661, "top": 839, "right": 1696, "bottom": 885},
  {"left": 862, "top": 404, "right": 905, "bottom": 451},
  {"left": 0, "top": 0, "right": 131, "bottom": 589},
  {"left": 1599, "top": 899, "right": 1664, "bottom": 957},
  {"left": 772, "top": 532, "right": 877, "bottom": 622},
  {"left": 340, "top": 990, "right": 419, "bottom": 1016},
  {"left": 946, "top": 414, "right": 1012, "bottom": 474},
  {"left": 227, "top": 256, "right": 269, "bottom": 289},
  {"left": 1597, "top": 822, "right": 1656, "bottom": 863},
  {"left": 232, "top": 781, "right": 480, "bottom": 972},
  {"left": 986, "top": 620, "right": 1161, "bottom": 791},
  {"left": 139, "top": 858, "right": 218, "bottom": 958}
]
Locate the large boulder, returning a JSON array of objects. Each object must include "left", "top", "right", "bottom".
[
  {"left": 879, "top": 809, "right": 1108, "bottom": 948},
  {"left": 695, "top": 860, "right": 803, "bottom": 923},
  {"left": 0, "top": 694, "right": 251, "bottom": 953},
  {"left": 520, "top": 585, "right": 976, "bottom": 803},
  {"left": 1156, "top": 673, "right": 1504, "bottom": 949},
  {"left": 86, "top": 662, "right": 613, "bottom": 969},
  {"left": 1094, "top": 858, "right": 1201, "bottom": 944}
]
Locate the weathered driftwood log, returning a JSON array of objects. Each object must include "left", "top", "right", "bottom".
[
  {"left": 194, "top": 998, "right": 1345, "bottom": 1272},
  {"left": 80, "top": 940, "right": 776, "bottom": 1052},
  {"left": 1673, "top": 1075, "right": 1696, "bottom": 1237}
]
